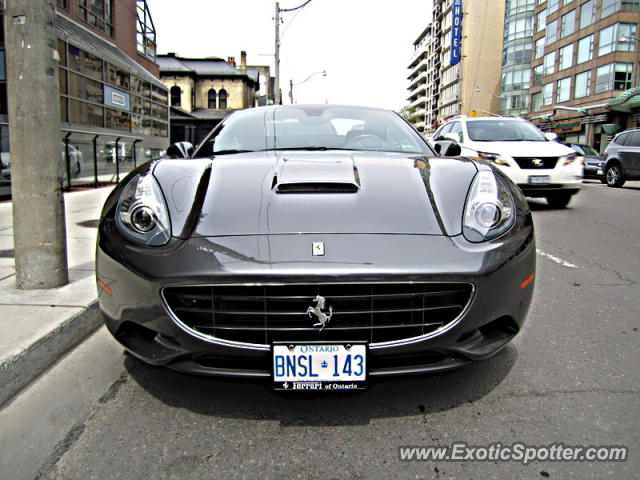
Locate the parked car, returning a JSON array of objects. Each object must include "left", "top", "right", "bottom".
[
  {"left": 96, "top": 105, "right": 535, "bottom": 390},
  {"left": 0, "top": 144, "right": 82, "bottom": 196},
  {"left": 563, "top": 143, "right": 604, "bottom": 182},
  {"left": 602, "top": 128, "right": 640, "bottom": 188},
  {"left": 430, "top": 116, "right": 583, "bottom": 208}
]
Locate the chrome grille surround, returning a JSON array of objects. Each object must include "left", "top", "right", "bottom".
[{"left": 162, "top": 282, "right": 475, "bottom": 351}]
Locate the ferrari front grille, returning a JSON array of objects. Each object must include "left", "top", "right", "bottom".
[{"left": 163, "top": 283, "right": 473, "bottom": 347}]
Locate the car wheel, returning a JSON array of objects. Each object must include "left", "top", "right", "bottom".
[
  {"left": 605, "top": 164, "right": 625, "bottom": 188},
  {"left": 600, "top": 177, "right": 607, "bottom": 184},
  {"left": 546, "top": 193, "right": 572, "bottom": 208}
]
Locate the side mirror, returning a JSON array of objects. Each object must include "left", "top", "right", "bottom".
[
  {"left": 433, "top": 140, "right": 462, "bottom": 157},
  {"left": 544, "top": 132, "right": 558, "bottom": 142},
  {"left": 442, "top": 132, "right": 461, "bottom": 143},
  {"left": 166, "top": 141, "right": 194, "bottom": 159}
]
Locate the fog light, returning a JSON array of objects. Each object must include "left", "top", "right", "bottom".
[
  {"left": 475, "top": 203, "right": 501, "bottom": 228},
  {"left": 131, "top": 206, "right": 156, "bottom": 232}
]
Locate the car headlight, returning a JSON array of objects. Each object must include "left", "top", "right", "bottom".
[
  {"left": 562, "top": 153, "right": 583, "bottom": 165},
  {"left": 116, "top": 173, "right": 171, "bottom": 246},
  {"left": 463, "top": 171, "right": 516, "bottom": 242},
  {"left": 477, "top": 151, "right": 510, "bottom": 166}
]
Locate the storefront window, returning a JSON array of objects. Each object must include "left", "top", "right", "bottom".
[
  {"left": 67, "top": 45, "right": 103, "bottom": 81},
  {"left": 68, "top": 72, "right": 103, "bottom": 104},
  {"left": 106, "top": 108, "right": 130, "bottom": 131},
  {"left": 69, "top": 99, "right": 104, "bottom": 127},
  {"left": 106, "top": 64, "right": 130, "bottom": 90}
]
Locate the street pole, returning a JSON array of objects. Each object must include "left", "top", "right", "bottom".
[
  {"left": 5, "top": 0, "right": 69, "bottom": 289},
  {"left": 289, "top": 79, "right": 294, "bottom": 104},
  {"left": 274, "top": 2, "right": 281, "bottom": 105}
]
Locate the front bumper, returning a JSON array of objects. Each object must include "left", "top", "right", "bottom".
[
  {"left": 495, "top": 162, "right": 583, "bottom": 197},
  {"left": 97, "top": 220, "right": 535, "bottom": 378}
]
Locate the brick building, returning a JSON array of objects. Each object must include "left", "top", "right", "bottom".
[{"left": 1, "top": 0, "right": 169, "bottom": 196}]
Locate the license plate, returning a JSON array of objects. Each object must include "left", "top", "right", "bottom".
[
  {"left": 528, "top": 175, "right": 550, "bottom": 184},
  {"left": 272, "top": 343, "right": 367, "bottom": 391}
]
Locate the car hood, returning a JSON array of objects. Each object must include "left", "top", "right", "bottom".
[
  {"left": 153, "top": 151, "right": 478, "bottom": 237},
  {"left": 471, "top": 141, "right": 575, "bottom": 158}
]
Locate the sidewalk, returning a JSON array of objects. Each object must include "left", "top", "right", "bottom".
[{"left": 0, "top": 187, "right": 113, "bottom": 406}]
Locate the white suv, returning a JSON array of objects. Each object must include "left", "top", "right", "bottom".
[{"left": 430, "top": 116, "right": 583, "bottom": 208}]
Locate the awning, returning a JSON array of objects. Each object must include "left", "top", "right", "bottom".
[{"left": 56, "top": 13, "right": 166, "bottom": 90}]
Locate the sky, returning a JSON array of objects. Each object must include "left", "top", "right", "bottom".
[{"left": 145, "top": 0, "right": 433, "bottom": 111}]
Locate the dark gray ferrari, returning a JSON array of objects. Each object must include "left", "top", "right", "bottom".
[{"left": 97, "top": 105, "right": 535, "bottom": 391}]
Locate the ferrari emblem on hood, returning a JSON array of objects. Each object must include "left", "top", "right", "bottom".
[{"left": 307, "top": 295, "right": 333, "bottom": 330}]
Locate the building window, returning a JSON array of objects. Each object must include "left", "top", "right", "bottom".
[
  {"left": 506, "top": 16, "right": 534, "bottom": 42},
  {"left": 542, "top": 82, "right": 554, "bottom": 105},
  {"left": 170, "top": 86, "right": 181, "bottom": 107},
  {"left": 595, "top": 63, "right": 633, "bottom": 92},
  {"left": 601, "top": 0, "right": 618, "bottom": 18},
  {"left": 599, "top": 23, "right": 637, "bottom": 56},
  {"left": 557, "top": 77, "right": 571, "bottom": 102},
  {"left": 208, "top": 89, "right": 217, "bottom": 109},
  {"left": 559, "top": 44, "right": 574, "bottom": 70},
  {"left": 534, "top": 64, "right": 544, "bottom": 86},
  {"left": 79, "top": 0, "right": 114, "bottom": 37},
  {"left": 548, "top": 0, "right": 559, "bottom": 14},
  {"left": 57, "top": 0, "right": 68, "bottom": 8},
  {"left": 535, "top": 37, "right": 545, "bottom": 59},
  {"left": 544, "top": 51, "right": 556, "bottom": 75},
  {"left": 546, "top": 19, "right": 558, "bottom": 45},
  {"left": 531, "top": 92, "right": 542, "bottom": 112},
  {"left": 577, "top": 34, "right": 594, "bottom": 63},
  {"left": 561, "top": 10, "right": 576, "bottom": 38},
  {"left": 218, "top": 89, "right": 228, "bottom": 110},
  {"left": 575, "top": 70, "right": 591, "bottom": 97},
  {"left": 537, "top": 9, "right": 547, "bottom": 32},
  {"left": 136, "top": 0, "right": 157, "bottom": 59},
  {"left": 580, "top": 0, "right": 595, "bottom": 29}
]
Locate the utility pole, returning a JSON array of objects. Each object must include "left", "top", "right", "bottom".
[
  {"left": 274, "top": 2, "right": 281, "bottom": 105},
  {"left": 5, "top": 0, "right": 69, "bottom": 289}
]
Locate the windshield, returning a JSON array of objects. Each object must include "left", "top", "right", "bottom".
[
  {"left": 194, "top": 106, "right": 433, "bottom": 156},
  {"left": 467, "top": 120, "right": 547, "bottom": 142},
  {"left": 572, "top": 144, "right": 599, "bottom": 156}
]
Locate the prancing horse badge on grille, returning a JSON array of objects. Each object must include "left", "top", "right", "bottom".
[{"left": 307, "top": 295, "right": 333, "bottom": 330}]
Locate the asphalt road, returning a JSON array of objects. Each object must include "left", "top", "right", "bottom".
[{"left": 1, "top": 180, "right": 639, "bottom": 480}]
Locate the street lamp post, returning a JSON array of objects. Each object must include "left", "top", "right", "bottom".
[
  {"left": 289, "top": 70, "right": 326, "bottom": 104},
  {"left": 274, "top": 0, "right": 314, "bottom": 105},
  {"left": 474, "top": 86, "right": 500, "bottom": 100}
]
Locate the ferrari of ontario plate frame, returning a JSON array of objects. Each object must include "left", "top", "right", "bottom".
[{"left": 272, "top": 343, "right": 367, "bottom": 391}]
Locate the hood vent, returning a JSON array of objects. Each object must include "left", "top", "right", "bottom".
[{"left": 276, "top": 182, "right": 359, "bottom": 194}]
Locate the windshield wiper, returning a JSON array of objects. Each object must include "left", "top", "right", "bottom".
[
  {"left": 211, "top": 149, "right": 255, "bottom": 155},
  {"left": 262, "top": 147, "right": 359, "bottom": 151}
]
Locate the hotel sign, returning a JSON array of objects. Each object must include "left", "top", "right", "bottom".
[{"left": 450, "top": 0, "right": 463, "bottom": 65}]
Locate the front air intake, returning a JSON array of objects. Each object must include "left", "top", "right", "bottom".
[{"left": 276, "top": 182, "right": 359, "bottom": 194}]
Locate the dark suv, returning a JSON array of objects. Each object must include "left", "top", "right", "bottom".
[{"left": 603, "top": 129, "right": 640, "bottom": 187}]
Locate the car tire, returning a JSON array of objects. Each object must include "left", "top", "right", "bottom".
[
  {"left": 605, "top": 164, "right": 625, "bottom": 188},
  {"left": 600, "top": 177, "right": 607, "bottom": 184},
  {"left": 546, "top": 193, "right": 573, "bottom": 208}
]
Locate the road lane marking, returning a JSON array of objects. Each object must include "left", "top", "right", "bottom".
[{"left": 536, "top": 249, "right": 578, "bottom": 269}]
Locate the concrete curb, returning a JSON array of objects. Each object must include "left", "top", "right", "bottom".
[{"left": 0, "top": 301, "right": 102, "bottom": 407}]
